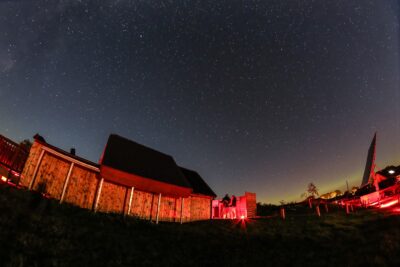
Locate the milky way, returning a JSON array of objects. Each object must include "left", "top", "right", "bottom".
[{"left": 0, "top": 0, "right": 399, "bottom": 203}]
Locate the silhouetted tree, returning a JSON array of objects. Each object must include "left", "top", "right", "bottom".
[
  {"left": 301, "top": 182, "right": 319, "bottom": 199},
  {"left": 19, "top": 139, "right": 32, "bottom": 151}
]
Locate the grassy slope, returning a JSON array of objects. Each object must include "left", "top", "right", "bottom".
[{"left": 1, "top": 185, "right": 400, "bottom": 267}]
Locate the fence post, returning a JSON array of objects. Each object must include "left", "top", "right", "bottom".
[
  {"left": 324, "top": 203, "right": 329, "bottom": 213},
  {"left": 345, "top": 203, "right": 350, "bottom": 214},
  {"left": 316, "top": 205, "right": 321, "bottom": 217},
  {"left": 280, "top": 207, "right": 285, "bottom": 220}
]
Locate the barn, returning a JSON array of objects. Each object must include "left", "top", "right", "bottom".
[{"left": 20, "top": 134, "right": 216, "bottom": 223}]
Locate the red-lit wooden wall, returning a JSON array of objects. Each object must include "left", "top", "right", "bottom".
[{"left": 20, "top": 140, "right": 212, "bottom": 223}]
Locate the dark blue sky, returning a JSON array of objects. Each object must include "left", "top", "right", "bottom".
[{"left": 0, "top": 0, "right": 399, "bottom": 203}]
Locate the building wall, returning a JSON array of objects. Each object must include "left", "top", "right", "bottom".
[
  {"left": 20, "top": 141, "right": 213, "bottom": 223},
  {"left": 20, "top": 141, "right": 42, "bottom": 187},
  {"left": 97, "top": 181, "right": 127, "bottom": 213},
  {"left": 190, "top": 196, "right": 212, "bottom": 221},
  {"left": 64, "top": 165, "right": 100, "bottom": 210},
  {"left": 20, "top": 142, "right": 100, "bottom": 206},
  {"left": 32, "top": 152, "right": 70, "bottom": 198}
]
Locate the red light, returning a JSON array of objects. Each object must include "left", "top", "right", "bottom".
[
  {"left": 240, "top": 215, "right": 245, "bottom": 220},
  {"left": 380, "top": 199, "right": 398, "bottom": 208},
  {"left": 1, "top": 176, "right": 7, "bottom": 182}
]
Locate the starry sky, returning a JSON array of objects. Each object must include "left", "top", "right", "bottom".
[{"left": 0, "top": 0, "right": 399, "bottom": 204}]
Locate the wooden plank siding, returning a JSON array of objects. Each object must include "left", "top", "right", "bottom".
[
  {"left": 190, "top": 195, "right": 212, "bottom": 221},
  {"left": 63, "top": 165, "right": 100, "bottom": 210},
  {"left": 31, "top": 152, "right": 70, "bottom": 197},
  {"left": 20, "top": 140, "right": 214, "bottom": 223},
  {"left": 20, "top": 141, "right": 42, "bottom": 187},
  {"left": 97, "top": 181, "right": 127, "bottom": 214}
]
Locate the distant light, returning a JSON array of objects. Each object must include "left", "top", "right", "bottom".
[
  {"left": 388, "top": 170, "right": 395, "bottom": 174},
  {"left": 1, "top": 176, "right": 7, "bottom": 182},
  {"left": 240, "top": 215, "right": 245, "bottom": 220}
]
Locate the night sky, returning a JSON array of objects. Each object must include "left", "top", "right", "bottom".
[{"left": 1, "top": 0, "right": 399, "bottom": 204}]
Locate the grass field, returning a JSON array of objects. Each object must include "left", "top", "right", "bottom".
[{"left": 1, "top": 184, "right": 400, "bottom": 266}]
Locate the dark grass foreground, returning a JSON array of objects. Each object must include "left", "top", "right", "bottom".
[{"left": 1, "top": 185, "right": 400, "bottom": 267}]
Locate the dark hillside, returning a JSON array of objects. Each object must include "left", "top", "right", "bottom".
[{"left": 0, "top": 185, "right": 400, "bottom": 266}]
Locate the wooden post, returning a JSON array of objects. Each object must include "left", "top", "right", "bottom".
[
  {"left": 316, "top": 205, "right": 321, "bottom": 217},
  {"left": 345, "top": 203, "right": 350, "bottom": 214},
  {"left": 280, "top": 207, "right": 285, "bottom": 220},
  {"left": 60, "top": 163, "right": 74, "bottom": 203},
  {"left": 127, "top": 186, "right": 135, "bottom": 216},
  {"left": 156, "top": 193, "right": 162, "bottom": 224},
  {"left": 350, "top": 204, "right": 354, "bottom": 213},
  {"left": 93, "top": 177, "right": 104, "bottom": 212},
  {"left": 308, "top": 198, "right": 312, "bottom": 209},
  {"left": 28, "top": 149, "right": 45, "bottom": 190},
  {"left": 180, "top": 197, "right": 184, "bottom": 224},
  {"left": 324, "top": 203, "right": 329, "bottom": 213}
]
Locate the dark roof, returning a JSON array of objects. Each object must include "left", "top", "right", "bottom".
[
  {"left": 33, "top": 134, "right": 99, "bottom": 168},
  {"left": 179, "top": 167, "right": 216, "bottom": 197},
  {"left": 101, "top": 134, "right": 191, "bottom": 189}
]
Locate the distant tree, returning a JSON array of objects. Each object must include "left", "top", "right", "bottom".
[
  {"left": 301, "top": 182, "right": 319, "bottom": 199},
  {"left": 307, "top": 182, "right": 319, "bottom": 197},
  {"left": 19, "top": 139, "right": 32, "bottom": 151},
  {"left": 279, "top": 200, "right": 286, "bottom": 206}
]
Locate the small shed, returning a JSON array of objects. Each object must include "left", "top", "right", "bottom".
[{"left": 20, "top": 135, "right": 101, "bottom": 210}]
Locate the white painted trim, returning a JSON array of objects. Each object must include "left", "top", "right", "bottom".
[
  {"left": 41, "top": 146, "right": 99, "bottom": 172},
  {"left": 60, "top": 163, "right": 74, "bottom": 203},
  {"left": 156, "top": 193, "right": 162, "bottom": 224},
  {"left": 94, "top": 177, "right": 104, "bottom": 212},
  {"left": 28, "top": 149, "right": 45, "bottom": 190},
  {"left": 127, "top": 186, "right": 135, "bottom": 216}
]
